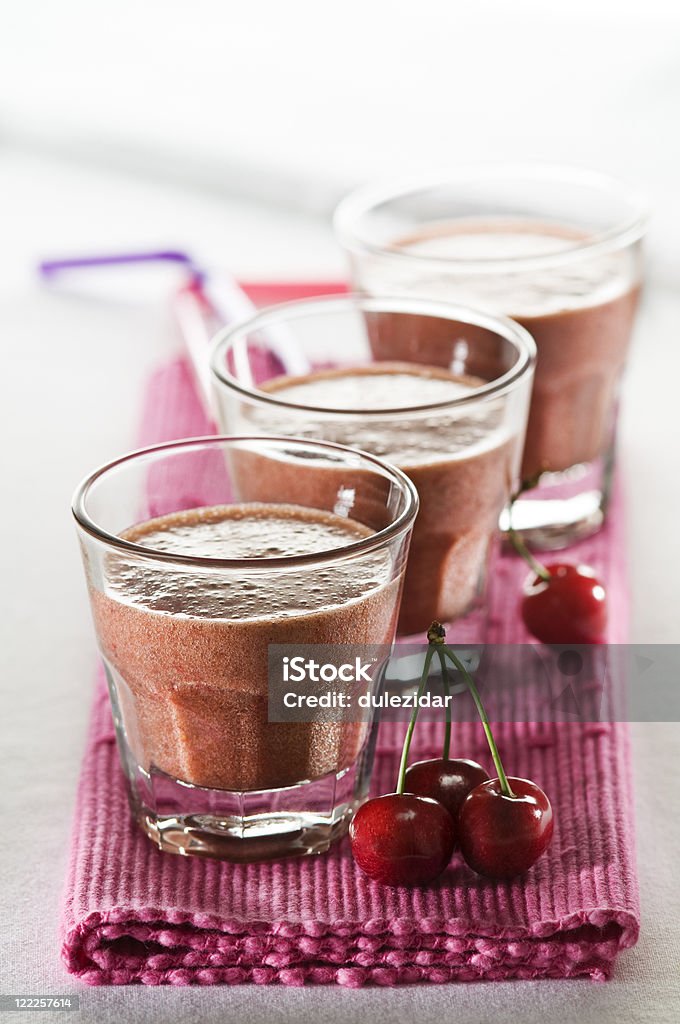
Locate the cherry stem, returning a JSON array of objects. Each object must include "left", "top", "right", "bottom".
[
  {"left": 507, "top": 526, "right": 551, "bottom": 582},
  {"left": 507, "top": 487, "right": 551, "bottom": 582},
  {"left": 436, "top": 647, "right": 452, "bottom": 760},
  {"left": 440, "top": 642, "right": 516, "bottom": 799},
  {"left": 395, "top": 646, "right": 436, "bottom": 796}
]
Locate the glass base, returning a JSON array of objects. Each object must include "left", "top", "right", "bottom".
[
  {"left": 500, "top": 453, "right": 614, "bottom": 550},
  {"left": 127, "top": 763, "right": 370, "bottom": 862},
  {"left": 105, "top": 667, "right": 376, "bottom": 862}
]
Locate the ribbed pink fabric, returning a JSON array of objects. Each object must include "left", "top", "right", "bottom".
[{"left": 61, "top": 346, "right": 639, "bottom": 986}]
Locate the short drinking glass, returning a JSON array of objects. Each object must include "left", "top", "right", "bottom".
[{"left": 73, "top": 435, "right": 418, "bottom": 861}]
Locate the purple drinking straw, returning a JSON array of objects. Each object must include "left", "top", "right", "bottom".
[{"left": 38, "top": 250, "right": 205, "bottom": 285}]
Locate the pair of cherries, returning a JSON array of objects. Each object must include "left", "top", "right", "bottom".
[
  {"left": 351, "top": 760, "right": 552, "bottom": 887},
  {"left": 350, "top": 625, "right": 554, "bottom": 887}
]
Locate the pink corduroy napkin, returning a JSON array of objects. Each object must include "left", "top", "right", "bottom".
[{"left": 61, "top": 314, "right": 639, "bottom": 986}]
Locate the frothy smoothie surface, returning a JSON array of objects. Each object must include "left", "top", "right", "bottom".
[
  {"left": 400, "top": 221, "right": 583, "bottom": 259},
  {"left": 111, "top": 503, "right": 388, "bottom": 619},
  {"left": 262, "top": 363, "right": 504, "bottom": 467},
  {"left": 123, "top": 502, "right": 374, "bottom": 559},
  {"left": 265, "top": 365, "right": 477, "bottom": 410},
  {"left": 92, "top": 503, "right": 401, "bottom": 790},
  {"left": 391, "top": 218, "right": 633, "bottom": 316}
]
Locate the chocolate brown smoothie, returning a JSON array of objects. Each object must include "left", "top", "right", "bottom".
[
  {"left": 91, "top": 503, "right": 400, "bottom": 792},
  {"left": 366, "top": 219, "right": 640, "bottom": 480},
  {"left": 246, "top": 364, "right": 518, "bottom": 636}
]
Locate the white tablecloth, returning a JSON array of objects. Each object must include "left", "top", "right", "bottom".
[{"left": 1, "top": 152, "right": 679, "bottom": 1023}]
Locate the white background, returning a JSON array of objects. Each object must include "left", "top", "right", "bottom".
[{"left": 1, "top": 2, "right": 679, "bottom": 1022}]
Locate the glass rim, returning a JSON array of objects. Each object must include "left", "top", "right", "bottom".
[
  {"left": 71, "top": 434, "right": 420, "bottom": 570},
  {"left": 210, "top": 293, "right": 536, "bottom": 416},
  {"left": 333, "top": 162, "right": 649, "bottom": 274}
]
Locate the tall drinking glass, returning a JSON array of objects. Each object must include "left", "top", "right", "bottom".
[
  {"left": 334, "top": 165, "right": 647, "bottom": 546},
  {"left": 210, "top": 295, "right": 535, "bottom": 638}
]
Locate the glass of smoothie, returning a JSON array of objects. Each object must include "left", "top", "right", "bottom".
[
  {"left": 334, "top": 165, "right": 647, "bottom": 547},
  {"left": 210, "top": 295, "right": 535, "bottom": 638},
  {"left": 72, "top": 435, "right": 418, "bottom": 861}
]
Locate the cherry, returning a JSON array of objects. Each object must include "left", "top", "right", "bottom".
[
  {"left": 349, "top": 793, "right": 456, "bottom": 886},
  {"left": 458, "top": 776, "right": 554, "bottom": 879},
  {"left": 507, "top": 487, "right": 607, "bottom": 645},
  {"left": 521, "top": 562, "right": 607, "bottom": 645},
  {"left": 404, "top": 758, "right": 490, "bottom": 826}
]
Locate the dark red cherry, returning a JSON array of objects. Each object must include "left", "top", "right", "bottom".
[
  {"left": 521, "top": 563, "right": 607, "bottom": 645},
  {"left": 404, "top": 758, "right": 490, "bottom": 827},
  {"left": 349, "top": 793, "right": 456, "bottom": 886},
  {"left": 458, "top": 776, "right": 554, "bottom": 879}
]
